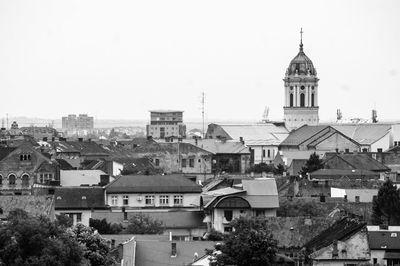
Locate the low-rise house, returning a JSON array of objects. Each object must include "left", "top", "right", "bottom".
[
  {"left": 324, "top": 152, "right": 390, "bottom": 174},
  {"left": 97, "top": 175, "right": 206, "bottom": 238},
  {"left": 54, "top": 187, "right": 106, "bottom": 226},
  {"left": 367, "top": 225, "right": 400, "bottom": 266},
  {"left": 0, "top": 142, "right": 60, "bottom": 195},
  {"left": 279, "top": 125, "right": 360, "bottom": 166},
  {"left": 331, "top": 123, "right": 393, "bottom": 152},
  {"left": 305, "top": 217, "right": 370, "bottom": 266},
  {"left": 202, "top": 178, "right": 279, "bottom": 233},
  {"left": 331, "top": 187, "right": 378, "bottom": 202}
]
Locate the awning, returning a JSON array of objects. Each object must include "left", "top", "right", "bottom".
[{"left": 384, "top": 251, "right": 400, "bottom": 259}]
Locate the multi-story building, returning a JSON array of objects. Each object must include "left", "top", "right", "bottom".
[
  {"left": 62, "top": 114, "right": 94, "bottom": 131},
  {"left": 146, "top": 110, "right": 186, "bottom": 139}
]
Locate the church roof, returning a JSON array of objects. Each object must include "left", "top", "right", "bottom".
[{"left": 287, "top": 35, "right": 316, "bottom": 76}]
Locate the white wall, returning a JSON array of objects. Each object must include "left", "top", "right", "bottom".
[
  {"left": 106, "top": 193, "right": 200, "bottom": 208},
  {"left": 249, "top": 145, "right": 278, "bottom": 164},
  {"left": 55, "top": 210, "right": 92, "bottom": 226},
  {"left": 371, "top": 133, "right": 391, "bottom": 152}
]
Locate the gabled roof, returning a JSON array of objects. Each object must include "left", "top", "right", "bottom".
[
  {"left": 106, "top": 175, "right": 202, "bottom": 193},
  {"left": 0, "top": 147, "right": 16, "bottom": 161},
  {"left": 210, "top": 123, "right": 289, "bottom": 145},
  {"left": 368, "top": 231, "right": 400, "bottom": 250},
  {"left": 242, "top": 178, "right": 278, "bottom": 196},
  {"left": 331, "top": 123, "right": 392, "bottom": 145},
  {"left": 55, "top": 187, "right": 105, "bottom": 209},
  {"left": 135, "top": 238, "right": 216, "bottom": 266},
  {"left": 53, "top": 141, "right": 109, "bottom": 156},
  {"left": 184, "top": 139, "right": 250, "bottom": 154},
  {"left": 55, "top": 159, "right": 75, "bottom": 170},
  {"left": 310, "top": 169, "right": 379, "bottom": 178},
  {"left": 280, "top": 125, "right": 329, "bottom": 146},
  {"left": 325, "top": 153, "right": 390, "bottom": 172},
  {"left": 304, "top": 217, "right": 366, "bottom": 251}
]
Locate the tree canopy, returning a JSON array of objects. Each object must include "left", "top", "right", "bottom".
[
  {"left": 300, "top": 152, "right": 324, "bottom": 176},
  {"left": 212, "top": 216, "right": 278, "bottom": 266},
  {"left": 125, "top": 213, "right": 164, "bottom": 234},
  {"left": 372, "top": 179, "right": 400, "bottom": 225}
]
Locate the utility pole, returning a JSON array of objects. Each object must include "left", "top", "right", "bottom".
[{"left": 202, "top": 92, "right": 205, "bottom": 139}]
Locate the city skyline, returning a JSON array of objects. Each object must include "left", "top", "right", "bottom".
[{"left": 0, "top": 0, "right": 399, "bottom": 122}]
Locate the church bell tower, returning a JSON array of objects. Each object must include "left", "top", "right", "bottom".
[{"left": 283, "top": 29, "right": 319, "bottom": 131}]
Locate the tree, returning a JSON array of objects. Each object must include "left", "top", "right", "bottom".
[
  {"left": 300, "top": 152, "right": 324, "bottom": 176},
  {"left": 89, "top": 218, "right": 123, "bottom": 234},
  {"left": 0, "top": 209, "right": 84, "bottom": 266},
  {"left": 68, "top": 223, "right": 117, "bottom": 266},
  {"left": 56, "top": 213, "right": 73, "bottom": 228},
  {"left": 125, "top": 213, "right": 164, "bottom": 234},
  {"left": 372, "top": 179, "right": 400, "bottom": 225},
  {"left": 213, "top": 216, "right": 278, "bottom": 266}
]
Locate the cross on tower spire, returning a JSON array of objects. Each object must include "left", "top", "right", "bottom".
[{"left": 300, "top": 28, "right": 304, "bottom": 52}]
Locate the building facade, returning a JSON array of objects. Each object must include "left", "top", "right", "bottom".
[
  {"left": 284, "top": 31, "right": 319, "bottom": 131},
  {"left": 62, "top": 114, "right": 94, "bottom": 131},
  {"left": 146, "top": 110, "right": 186, "bottom": 139}
]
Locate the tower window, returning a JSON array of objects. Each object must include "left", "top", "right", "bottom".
[
  {"left": 311, "top": 94, "right": 315, "bottom": 107},
  {"left": 290, "top": 94, "right": 294, "bottom": 107},
  {"left": 300, "top": 93, "right": 305, "bottom": 107},
  {"left": 301, "top": 86, "right": 305, "bottom": 90}
]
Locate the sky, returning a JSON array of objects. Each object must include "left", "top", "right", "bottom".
[{"left": 0, "top": 0, "right": 399, "bottom": 123}]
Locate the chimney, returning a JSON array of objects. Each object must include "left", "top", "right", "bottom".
[
  {"left": 195, "top": 138, "right": 198, "bottom": 146},
  {"left": 99, "top": 175, "right": 110, "bottom": 186},
  {"left": 78, "top": 137, "right": 83, "bottom": 142},
  {"left": 332, "top": 240, "right": 338, "bottom": 258},
  {"left": 171, "top": 242, "right": 177, "bottom": 257}
]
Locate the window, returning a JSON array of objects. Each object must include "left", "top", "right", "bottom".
[
  {"left": 0, "top": 175, "right": 2, "bottom": 185},
  {"left": 124, "top": 211, "right": 128, "bottom": 221},
  {"left": 262, "top": 150, "right": 266, "bottom": 158},
  {"left": 311, "top": 94, "right": 315, "bottom": 107},
  {"left": 111, "top": 196, "right": 118, "bottom": 206},
  {"left": 256, "top": 210, "right": 265, "bottom": 217},
  {"left": 39, "top": 174, "right": 44, "bottom": 183},
  {"left": 300, "top": 93, "right": 305, "bottom": 107},
  {"left": 173, "top": 195, "right": 183, "bottom": 205},
  {"left": 155, "top": 159, "right": 160, "bottom": 166},
  {"left": 159, "top": 195, "right": 169, "bottom": 206},
  {"left": 224, "top": 210, "right": 233, "bottom": 222},
  {"left": 76, "top": 213, "right": 82, "bottom": 223},
  {"left": 355, "top": 196, "right": 360, "bottom": 203},
  {"left": 21, "top": 174, "right": 30, "bottom": 187},
  {"left": 8, "top": 174, "right": 16, "bottom": 185},
  {"left": 122, "top": 195, "right": 129, "bottom": 205},
  {"left": 181, "top": 159, "right": 187, "bottom": 168},
  {"left": 145, "top": 195, "right": 155, "bottom": 205},
  {"left": 267, "top": 150, "right": 271, "bottom": 158},
  {"left": 189, "top": 158, "right": 194, "bottom": 168},
  {"left": 290, "top": 94, "right": 294, "bottom": 107}
]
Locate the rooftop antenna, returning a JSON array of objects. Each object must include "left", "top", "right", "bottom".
[
  {"left": 336, "top": 109, "right": 342, "bottom": 122},
  {"left": 1, "top": 118, "right": 4, "bottom": 129},
  {"left": 6, "top": 113, "right": 8, "bottom": 130},
  {"left": 262, "top": 106, "right": 269, "bottom": 123}
]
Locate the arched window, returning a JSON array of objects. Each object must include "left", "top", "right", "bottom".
[
  {"left": 8, "top": 174, "right": 16, "bottom": 185},
  {"left": 311, "top": 94, "right": 315, "bottom": 107},
  {"left": 22, "top": 174, "right": 30, "bottom": 187},
  {"left": 20, "top": 155, "right": 23, "bottom": 161},
  {"left": 290, "top": 94, "right": 294, "bottom": 107},
  {"left": 23, "top": 155, "right": 27, "bottom": 161},
  {"left": 300, "top": 93, "right": 305, "bottom": 107},
  {"left": 0, "top": 175, "right": 2, "bottom": 185}
]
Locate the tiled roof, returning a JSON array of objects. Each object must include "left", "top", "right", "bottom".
[
  {"left": 213, "top": 123, "right": 289, "bottom": 145},
  {"left": 242, "top": 178, "right": 278, "bottom": 196},
  {"left": 331, "top": 124, "right": 392, "bottom": 145},
  {"left": 368, "top": 231, "right": 400, "bottom": 249},
  {"left": 135, "top": 239, "right": 216, "bottom": 266},
  {"left": 55, "top": 159, "right": 75, "bottom": 170},
  {"left": 325, "top": 153, "right": 390, "bottom": 172},
  {"left": 54, "top": 141, "right": 109, "bottom": 155},
  {"left": 280, "top": 125, "right": 329, "bottom": 146},
  {"left": 311, "top": 168, "right": 378, "bottom": 177},
  {"left": 184, "top": 139, "right": 250, "bottom": 154},
  {"left": 55, "top": 187, "right": 105, "bottom": 209},
  {"left": 0, "top": 147, "right": 16, "bottom": 161},
  {"left": 106, "top": 175, "right": 202, "bottom": 193},
  {"left": 242, "top": 195, "right": 279, "bottom": 208},
  {"left": 304, "top": 217, "right": 366, "bottom": 251}
]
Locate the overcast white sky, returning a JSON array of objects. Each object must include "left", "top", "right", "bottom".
[{"left": 0, "top": 0, "right": 399, "bottom": 122}]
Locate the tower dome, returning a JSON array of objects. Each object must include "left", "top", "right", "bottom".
[{"left": 287, "top": 44, "right": 316, "bottom": 76}]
